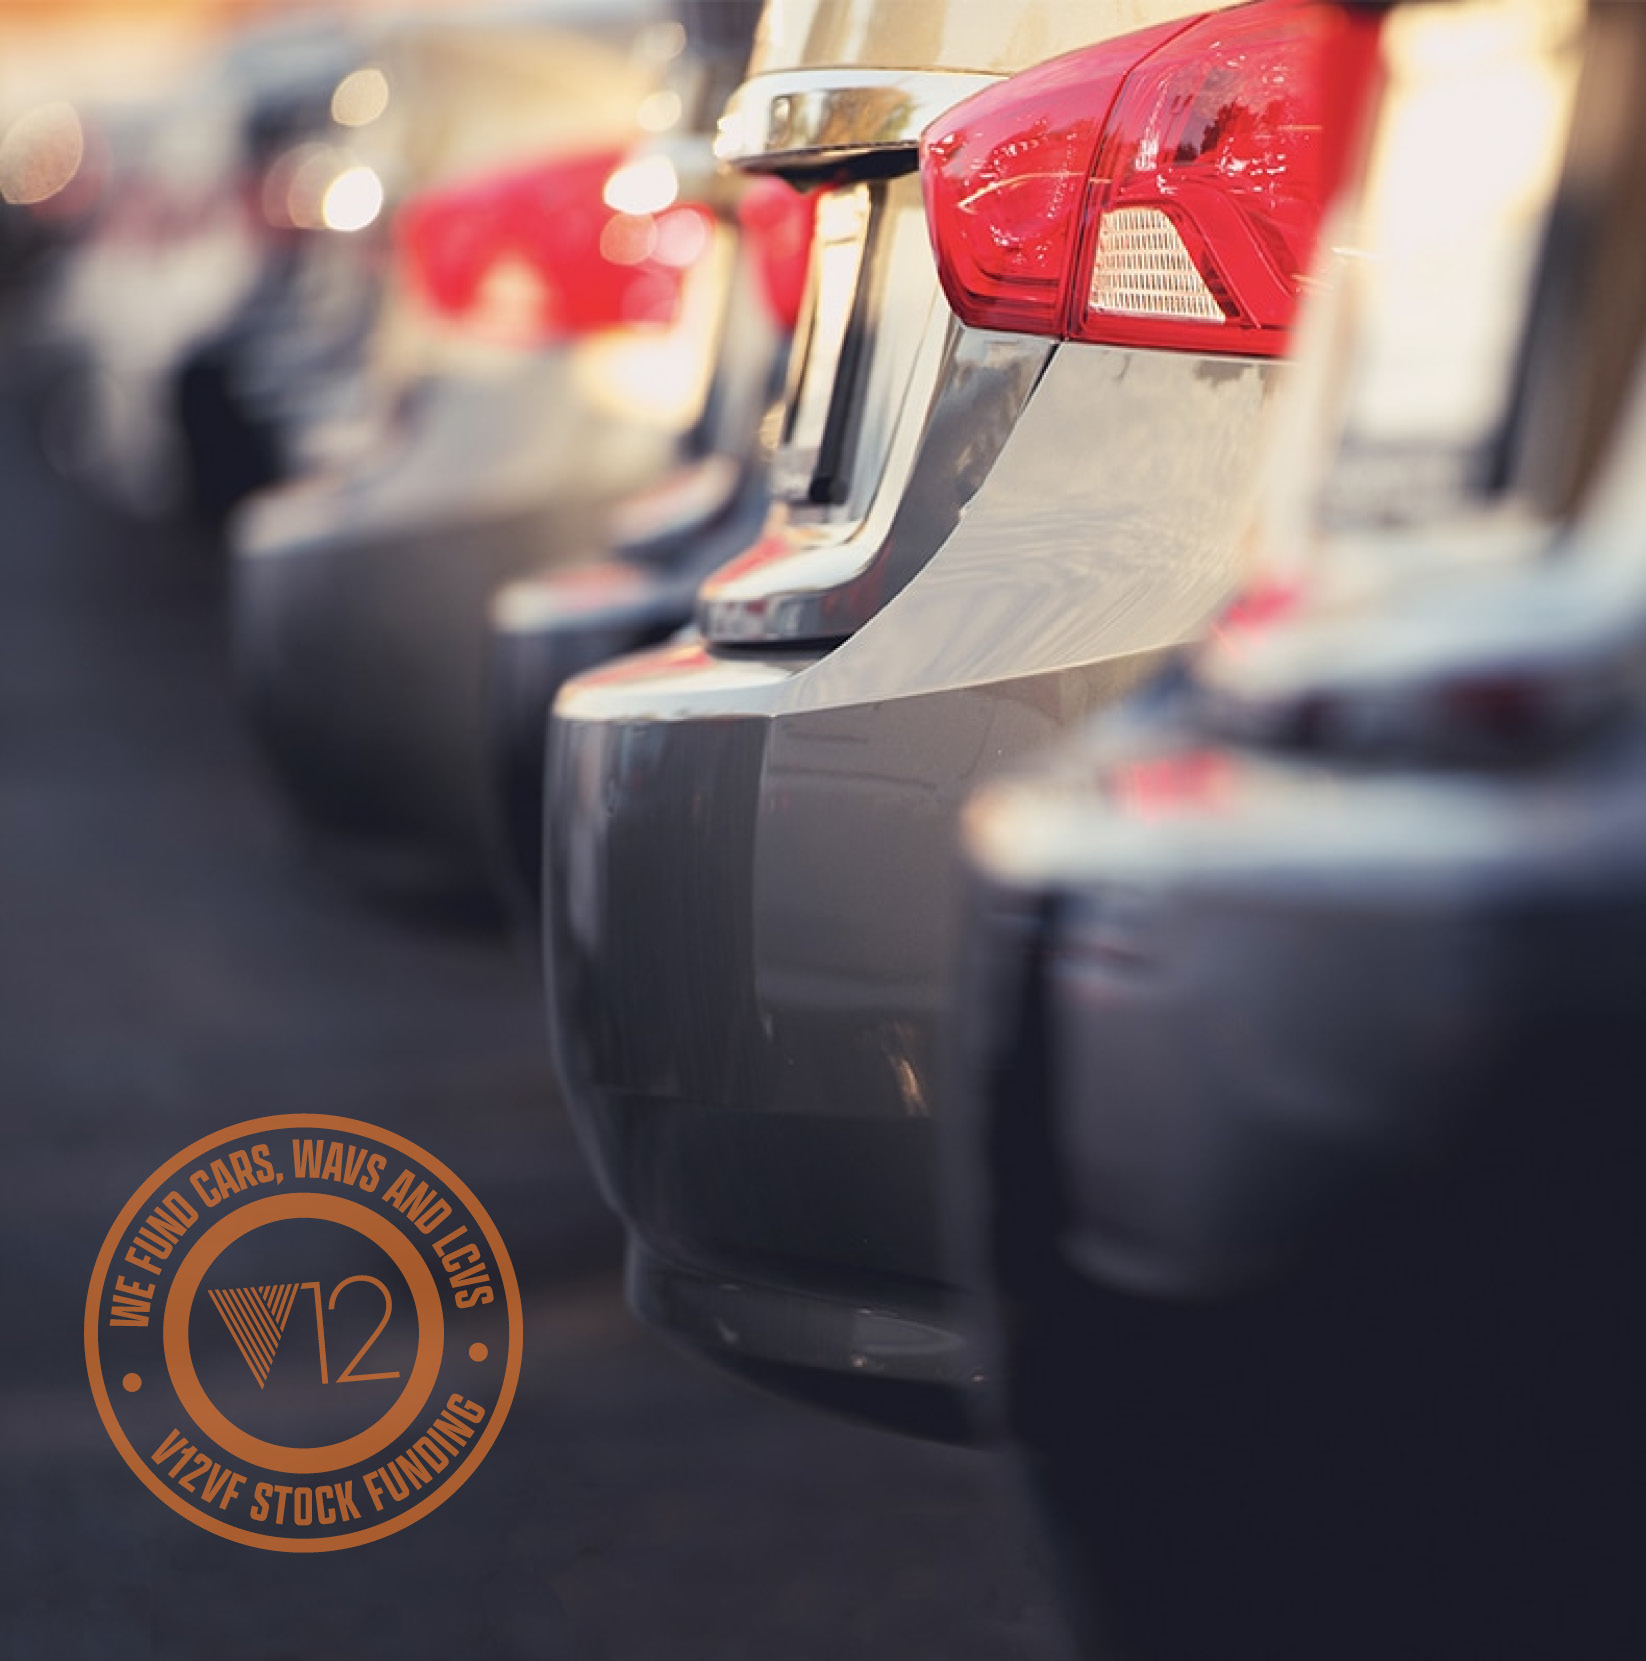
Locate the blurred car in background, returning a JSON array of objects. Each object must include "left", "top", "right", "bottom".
[
  {"left": 232, "top": 1, "right": 767, "bottom": 899},
  {"left": 956, "top": 1, "right": 1646, "bottom": 1654},
  {"left": 26, "top": 13, "right": 374, "bottom": 522},
  {"left": 543, "top": 0, "right": 1381, "bottom": 1436},
  {"left": 0, "top": 93, "right": 107, "bottom": 300}
]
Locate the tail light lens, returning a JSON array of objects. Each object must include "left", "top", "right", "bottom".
[
  {"left": 919, "top": 0, "right": 1382, "bottom": 356},
  {"left": 395, "top": 147, "right": 717, "bottom": 348}
]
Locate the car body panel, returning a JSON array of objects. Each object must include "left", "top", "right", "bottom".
[
  {"left": 233, "top": 352, "right": 680, "bottom": 885},
  {"left": 958, "top": 692, "right": 1646, "bottom": 1660},
  {"left": 546, "top": 339, "right": 1276, "bottom": 1421},
  {"left": 487, "top": 452, "right": 777, "bottom": 909},
  {"left": 746, "top": 0, "right": 1247, "bottom": 79}
]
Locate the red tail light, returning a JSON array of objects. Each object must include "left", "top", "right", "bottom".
[
  {"left": 1113, "top": 749, "right": 1236, "bottom": 818},
  {"left": 919, "top": 0, "right": 1382, "bottom": 356},
  {"left": 395, "top": 148, "right": 717, "bottom": 347},
  {"left": 736, "top": 176, "right": 815, "bottom": 331}
]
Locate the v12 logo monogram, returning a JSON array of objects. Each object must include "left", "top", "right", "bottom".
[{"left": 86, "top": 1115, "right": 521, "bottom": 1550}]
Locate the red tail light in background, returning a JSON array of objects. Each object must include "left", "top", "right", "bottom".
[
  {"left": 395, "top": 147, "right": 717, "bottom": 347},
  {"left": 1112, "top": 748, "right": 1237, "bottom": 819},
  {"left": 920, "top": 0, "right": 1383, "bottom": 356},
  {"left": 736, "top": 176, "right": 816, "bottom": 331}
]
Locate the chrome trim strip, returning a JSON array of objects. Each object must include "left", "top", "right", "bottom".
[{"left": 715, "top": 68, "right": 1000, "bottom": 169}]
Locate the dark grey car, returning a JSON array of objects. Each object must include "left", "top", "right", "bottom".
[{"left": 957, "top": 3, "right": 1644, "bottom": 1653}]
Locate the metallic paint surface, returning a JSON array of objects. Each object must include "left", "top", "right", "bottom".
[
  {"left": 697, "top": 227, "right": 1053, "bottom": 642},
  {"left": 544, "top": 342, "right": 1276, "bottom": 1418},
  {"left": 488, "top": 458, "right": 775, "bottom": 908},
  {"left": 748, "top": 0, "right": 1247, "bottom": 80},
  {"left": 233, "top": 358, "right": 676, "bottom": 887},
  {"left": 958, "top": 699, "right": 1646, "bottom": 1659}
]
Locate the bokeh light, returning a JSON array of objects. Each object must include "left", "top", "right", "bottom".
[
  {"left": 601, "top": 154, "right": 677, "bottom": 216},
  {"left": 331, "top": 66, "right": 390, "bottom": 129},
  {"left": 0, "top": 102, "right": 85, "bottom": 206},
  {"left": 321, "top": 165, "right": 384, "bottom": 233}
]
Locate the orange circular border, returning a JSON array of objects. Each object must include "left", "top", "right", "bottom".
[
  {"left": 86, "top": 1114, "right": 522, "bottom": 1552},
  {"left": 162, "top": 1193, "right": 445, "bottom": 1475}
]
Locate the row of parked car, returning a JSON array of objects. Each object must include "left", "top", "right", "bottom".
[{"left": 15, "top": 0, "right": 1641, "bottom": 1653}]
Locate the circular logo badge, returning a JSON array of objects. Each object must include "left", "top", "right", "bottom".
[{"left": 86, "top": 1115, "right": 521, "bottom": 1551}]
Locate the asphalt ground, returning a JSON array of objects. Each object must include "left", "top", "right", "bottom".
[{"left": 0, "top": 312, "right": 1076, "bottom": 1661}]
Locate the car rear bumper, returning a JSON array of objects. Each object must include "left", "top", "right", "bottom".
[
  {"left": 959, "top": 714, "right": 1646, "bottom": 1655},
  {"left": 230, "top": 363, "right": 673, "bottom": 887},
  {"left": 543, "top": 641, "right": 1170, "bottom": 1432},
  {"left": 487, "top": 456, "right": 773, "bottom": 907},
  {"left": 234, "top": 494, "right": 601, "bottom": 887},
  {"left": 968, "top": 718, "right": 1646, "bottom": 1298},
  {"left": 544, "top": 636, "right": 993, "bottom": 1431},
  {"left": 543, "top": 343, "right": 1273, "bottom": 1430}
]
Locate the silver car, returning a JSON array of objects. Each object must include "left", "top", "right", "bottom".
[{"left": 544, "top": 0, "right": 1381, "bottom": 1434}]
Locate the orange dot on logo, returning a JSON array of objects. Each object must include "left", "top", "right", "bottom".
[
  {"left": 469, "top": 1342, "right": 488, "bottom": 1363},
  {"left": 122, "top": 1373, "right": 142, "bottom": 1393}
]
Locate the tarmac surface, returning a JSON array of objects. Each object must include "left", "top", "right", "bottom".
[{"left": 0, "top": 321, "right": 1076, "bottom": 1661}]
